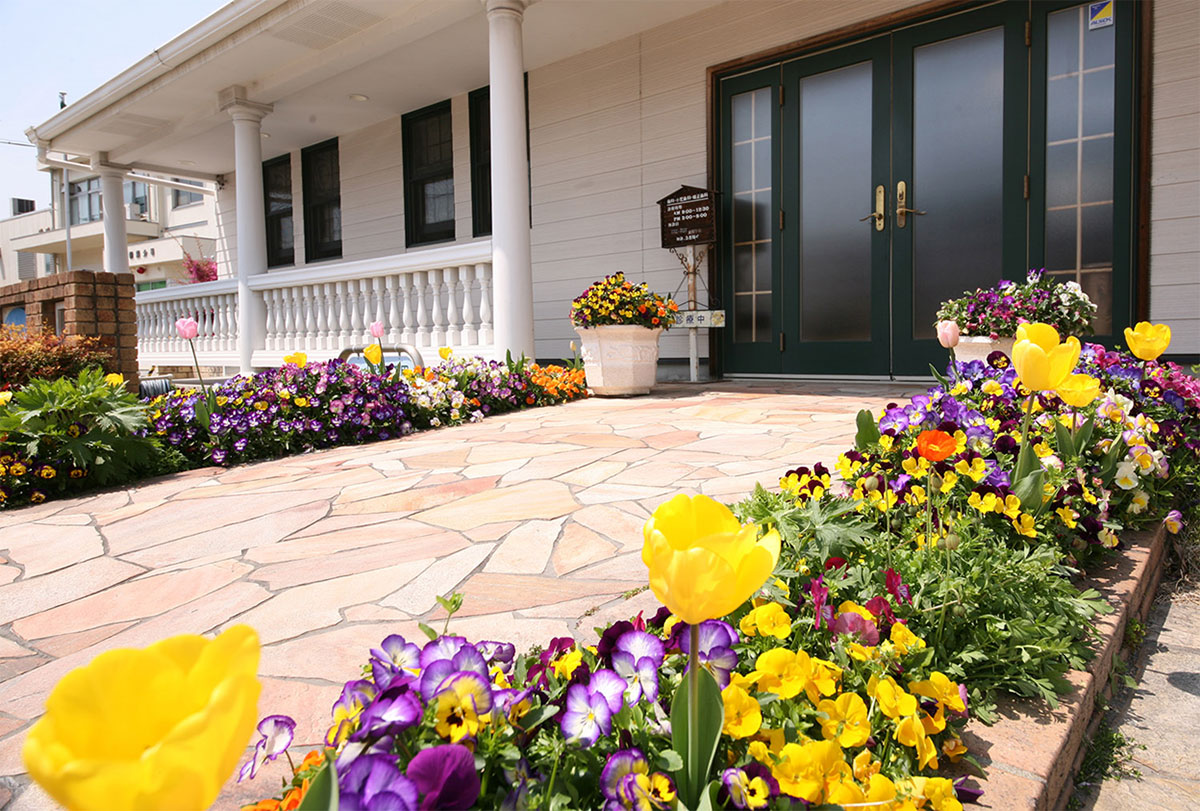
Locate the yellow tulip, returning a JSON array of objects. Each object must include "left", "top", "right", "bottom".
[
  {"left": 103, "top": 373, "right": 124, "bottom": 387},
  {"left": 0, "top": 391, "right": 12, "bottom": 406},
  {"left": 24, "top": 625, "right": 261, "bottom": 811},
  {"left": 282, "top": 351, "right": 307, "bottom": 367},
  {"left": 1124, "top": 321, "right": 1171, "bottom": 361},
  {"left": 1011, "top": 322, "right": 1080, "bottom": 391},
  {"left": 438, "top": 346, "right": 453, "bottom": 360},
  {"left": 363, "top": 344, "right": 383, "bottom": 365},
  {"left": 1056, "top": 373, "right": 1101, "bottom": 408},
  {"left": 641, "top": 494, "right": 780, "bottom": 625}
]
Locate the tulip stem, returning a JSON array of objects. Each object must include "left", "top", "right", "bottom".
[
  {"left": 187, "top": 338, "right": 208, "bottom": 394},
  {"left": 688, "top": 622, "right": 701, "bottom": 805}
]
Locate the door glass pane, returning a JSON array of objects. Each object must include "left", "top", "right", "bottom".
[
  {"left": 1044, "top": 5, "right": 1116, "bottom": 333},
  {"left": 911, "top": 27, "right": 1005, "bottom": 340},
  {"left": 730, "top": 87, "right": 773, "bottom": 343},
  {"left": 797, "top": 61, "right": 873, "bottom": 341}
]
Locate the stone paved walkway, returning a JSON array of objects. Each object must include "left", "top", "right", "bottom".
[{"left": 0, "top": 381, "right": 914, "bottom": 809}]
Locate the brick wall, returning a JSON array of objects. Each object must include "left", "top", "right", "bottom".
[{"left": 0, "top": 271, "right": 138, "bottom": 390}]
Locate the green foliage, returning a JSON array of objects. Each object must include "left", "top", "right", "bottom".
[
  {"left": 295, "top": 755, "right": 338, "bottom": 810},
  {"left": 0, "top": 325, "right": 112, "bottom": 390},
  {"left": 0, "top": 368, "right": 180, "bottom": 508},
  {"left": 670, "top": 658, "right": 723, "bottom": 810}
]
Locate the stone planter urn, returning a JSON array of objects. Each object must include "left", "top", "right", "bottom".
[
  {"left": 575, "top": 325, "right": 663, "bottom": 396},
  {"left": 954, "top": 336, "right": 1015, "bottom": 364}
]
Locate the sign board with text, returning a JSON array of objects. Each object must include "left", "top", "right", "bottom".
[
  {"left": 657, "top": 185, "right": 718, "bottom": 248},
  {"left": 679, "top": 310, "right": 725, "bottom": 329}
]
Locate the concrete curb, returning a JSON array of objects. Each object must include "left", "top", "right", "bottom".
[{"left": 953, "top": 524, "right": 1167, "bottom": 809}]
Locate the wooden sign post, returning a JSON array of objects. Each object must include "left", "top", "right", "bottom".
[{"left": 657, "top": 185, "right": 721, "bottom": 382}]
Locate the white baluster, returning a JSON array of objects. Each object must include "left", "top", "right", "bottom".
[
  {"left": 323, "top": 282, "right": 338, "bottom": 351},
  {"left": 279, "top": 287, "right": 293, "bottom": 348},
  {"left": 264, "top": 289, "right": 277, "bottom": 351},
  {"left": 213, "top": 295, "right": 226, "bottom": 353},
  {"left": 228, "top": 293, "right": 239, "bottom": 351},
  {"left": 400, "top": 274, "right": 415, "bottom": 345},
  {"left": 347, "top": 279, "right": 362, "bottom": 345},
  {"left": 314, "top": 283, "right": 329, "bottom": 351},
  {"left": 303, "top": 285, "right": 317, "bottom": 350},
  {"left": 414, "top": 271, "right": 430, "bottom": 348},
  {"left": 203, "top": 296, "right": 216, "bottom": 352},
  {"left": 335, "top": 281, "right": 350, "bottom": 352},
  {"left": 459, "top": 266, "right": 477, "bottom": 347},
  {"left": 444, "top": 267, "right": 461, "bottom": 347},
  {"left": 429, "top": 269, "right": 446, "bottom": 348},
  {"left": 476, "top": 263, "right": 493, "bottom": 346},
  {"left": 386, "top": 275, "right": 401, "bottom": 345}
]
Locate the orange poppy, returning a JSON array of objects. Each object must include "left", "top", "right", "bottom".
[{"left": 915, "top": 430, "right": 956, "bottom": 462}]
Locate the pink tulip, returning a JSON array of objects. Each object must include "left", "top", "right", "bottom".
[
  {"left": 175, "top": 317, "right": 200, "bottom": 341},
  {"left": 936, "top": 320, "right": 960, "bottom": 349},
  {"left": 369, "top": 320, "right": 385, "bottom": 339}
]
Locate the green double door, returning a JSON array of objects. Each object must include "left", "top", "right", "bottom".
[{"left": 720, "top": 1, "right": 1134, "bottom": 377}]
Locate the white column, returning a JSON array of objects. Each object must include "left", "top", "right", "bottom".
[
  {"left": 486, "top": 0, "right": 535, "bottom": 360},
  {"left": 96, "top": 163, "right": 129, "bottom": 275},
  {"left": 224, "top": 94, "right": 273, "bottom": 373}
]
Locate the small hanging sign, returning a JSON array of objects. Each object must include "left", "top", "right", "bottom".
[
  {"left": 657, "top": 185, "right": 718, "bottom": 249},
  {"left": 679, "top": 310, "right": 726, "bottom": 329},
  {"left": 1088, "top": 1, "right": 1113, "bottom": 30}
]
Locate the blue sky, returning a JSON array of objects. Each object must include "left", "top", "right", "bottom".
[{"left": 0, "top": 0, "right": 226, "bottom": 211}]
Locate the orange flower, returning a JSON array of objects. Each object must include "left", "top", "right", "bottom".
[
  {"left": 280, "top": 778, "right": 310, "bottom": 811},
  {"left": 242, "top": 801, "right": 281, "bottom": 811},
  {"left": 915, "top": 430, "right": 956, "bottom": 462},
  {"left": 298, "top": 750, "right": 325, "bottom": 771}
]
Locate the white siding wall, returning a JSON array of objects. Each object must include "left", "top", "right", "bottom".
[
  {"left": 1150, "top": 0, "right": 1200, "bottom": 355},
  {"left": 525, "top": 0, "right": 920, "bottom": 361},
  {"left": 341, "top": 119, "right": 406, "bottom": 261},
  {"left": 213, "top": 175, "right": 238, "bottom": 280}
]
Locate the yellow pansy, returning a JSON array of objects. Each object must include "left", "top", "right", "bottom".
[
  {"left": 908, "top": 671, "right": 966, "bottom": 714},
  {"left": 439, "top": 346, "right": 453, "bottom": 360},
  {"left": 23, "top": 626, "right": 260, "bottom": 811},
  {"left": 721, "top": 683, "right": 762, "bottom": 739},
  {"left": 895, "top": 714, "right": 939, "bottom": 770},
  {"left": 889, "top": 623, "right": 926, "bottom": 656},
  {"left": 641, "top": 494, "right": 780, "bottom": 624},
  {"left": 1012, "top": 513, "right": 1037, "bottom": 538},
  {"left": 740, "top": 602, "right": 792, "bottom": 639},
  {"left": 869, "top": 674, "right": 918, "bottom": 719},
  {"left": 103, "top": 373, "right": 124, "bottom": 387},
  {"left": 943, "top": 736, "right": 969, "bottom": 762},
  {"left": 771, "top": 739, "right": 851, "bottom": 804},
  {"left": 1057, "top": 506, "right": 1078, "bottom": 528},
  {"left": 816, "top": 692, "right": 870, "bottom": 748},
  {"left": 0, "top": 391, "right": 11, "bottom": 406},
  {"left": 551, "top": 647, "right": 582, "bottom": 679}
]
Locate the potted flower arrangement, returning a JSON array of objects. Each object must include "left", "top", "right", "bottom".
[
  {"left": 935, "top": 269, "right": 1097, "bottom": 363},
  {"left": 570, "top": 272, "right": 678, "bottom": 396}
]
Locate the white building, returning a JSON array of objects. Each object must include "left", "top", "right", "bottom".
[{"left": 22, "top": 0, "right": 1200, "bottom": 377}]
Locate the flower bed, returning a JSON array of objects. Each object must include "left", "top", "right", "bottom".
[
  {"left": 0, "top": 354, "right": 586, "bottom": 509},
  {"left": 216, "top": 327, "right": 1196, "bottom": 811}
]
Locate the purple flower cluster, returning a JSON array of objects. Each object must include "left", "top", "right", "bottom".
[{"left": 936, "top": 269, "right": 1097, "bottom": 338}]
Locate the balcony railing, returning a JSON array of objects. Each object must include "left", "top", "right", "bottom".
[{"left": 136, "top": 240, "right": 494, "bottom": 370}]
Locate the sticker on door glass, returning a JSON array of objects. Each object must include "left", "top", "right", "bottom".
[{"left": 1088, "top": 1, "right": 1114, "bottom": 30}]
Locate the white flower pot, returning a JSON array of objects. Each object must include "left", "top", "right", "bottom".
[
  {"left": 954, "top": 336, "right": 1014, "bottom": 364},
  {"left": 575, "top": 325, "right": 663, "bottom": 396}
]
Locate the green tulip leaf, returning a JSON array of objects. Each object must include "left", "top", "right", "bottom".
[
  {"left": 928, "top": 363, "right": 951, "bottom": 390},
  {"left": 1053, "top": 420, "right": 1075, "bottom": 459},
  {"left": 1072, "top": 416, "right": 1095, "bottom": 457},
  {"left": 670, "top": 665, "right": 724, "bottom": 810},
  {"left": 296, "top": 755, "right": 339, "bottom": 811},
  {"left": 854, "top": 409, "right": 881, "bottom": 450},
  {"left": 1012, "top": 468, "right": 1044, "bottom": 512},
  {"left": 1100, "top": 437, "right": 1127, "bottom": 483}
]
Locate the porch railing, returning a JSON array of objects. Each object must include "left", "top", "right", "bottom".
[{"left": 136, "top": 240, "right": 494, "bottom": 370}]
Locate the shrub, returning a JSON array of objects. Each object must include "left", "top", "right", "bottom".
[
  {"left": 0, "top": 369, "right": 181, "bottom": 508},
  {"left": 0, "top": 325, "right": 112, "bottom": 391}
]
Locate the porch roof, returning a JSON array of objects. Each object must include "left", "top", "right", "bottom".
[{"left": 26, "top": 0, "right": 724, "bottom": 177}]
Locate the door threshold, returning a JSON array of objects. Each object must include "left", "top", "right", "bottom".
[{"left": 723, "top": 373, "right": 931, "bottom": 384}]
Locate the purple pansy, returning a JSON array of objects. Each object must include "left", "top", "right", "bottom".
[
  {"left": 237, "top": 714, "right": 296, "bottom": 782},
  {"left": 601, "top": 749, "right": 649, "bottom": 802},
  {"left": 354, "top": 683, "right": 423, "bottom": 741},
  {"left": 339, "top": 754, "right": 419, "bottom": 811},
  {"left": 679, "top": 620, "right": 739, "bottom": 689},
  {"left": 406, "top": 744, "right": 481, "bottom": 811},
  {"left": 561, "top": 682, "right": 613, "bottom": 747},
  {"left": 611, "top": 629, "right": 665, "bottom": 704}
]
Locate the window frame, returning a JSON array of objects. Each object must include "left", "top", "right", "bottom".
[
  {"left": 402, "top": 100, "right": 456, "bottom": 247},
  {"left": 171, "top": 178, "right": 204, "bottom": 209},
  {"left": 69, "top": 177, "right": 102, "bottom": 225},
  {"left": 263, "top": 154, "right": 295, "bottom": 268},
  {"left": 301, "top": 138, "right": 343, "bottom": 262},
  {"left": 468, "top": 87, "right": 492, "bottom": 238}
]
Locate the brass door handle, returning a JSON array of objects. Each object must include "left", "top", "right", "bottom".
[
  {"left": 859, "top": 185, "right": 886, "bottom": 231},
  {"left": 896, "top": 181, "right": 926, "bottom": 228}
]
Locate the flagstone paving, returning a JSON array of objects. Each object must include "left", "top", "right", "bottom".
[{"left": 0, "top": 380, "right": 915, "bottom": 809}]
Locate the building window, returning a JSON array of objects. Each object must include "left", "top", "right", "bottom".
[
  {"left": 125, "top": 181, "right": 149, "bottom": 218},
  {"left": 263, "top": 155, "right": 294, "bottom": 267},
  {"left": 172, "top": 178, "right": 204, "bottom": 208},
  {"left": 403, "top": 101, "right": 455, "bottom": 246},
  {"left": 302, "top": 138, "right": 342, "bottom": 262},
  {"left": 69, "top": 177, "right": 103, "bottom": 225},
  {"left": 469, "top": 88, "right": 491, "bottom": 237},
  {"left": 16, "top": 251, "right": 37, "bottom": 280},
  {"left": 11, "top": 198, "right": 35, "bottom": 215},
  {"left": 136, "top": 280, "right": 168, "bottom": 292}
]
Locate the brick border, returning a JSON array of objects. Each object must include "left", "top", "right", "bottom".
[
  {"left": 952, "top": 525, "right": 1167, "bottom": 809},
  {"left": 0, "top": 271, "right": 139, "bottom": 391}
]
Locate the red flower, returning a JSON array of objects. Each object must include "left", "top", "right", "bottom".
[{"left": 915, "top": 429, "right": 956, "bottom": 462}]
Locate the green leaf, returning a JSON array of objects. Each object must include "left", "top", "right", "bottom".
[
  {"left": 657, "top": 749, "right": 684, "bottom": 773},
  {"left": 1011, "top": 468, "right": 1044, "bottom": 512},
  {"left": 854, "top": 409, "right": 881, "bottom": 450},
  {"left": 1072, "top": 415, "right": 1095, "bottom": 457},
  {"left": 1100, "top": 437, "right": 1127, "bottom": 482},
  {"left": 670, "top": 666, "right": 724, "bottom": 810},
  {"left": 295, "top": 756, "right": 338, "bottom": 811},
  {"left": 1053, "top": 420, "right": 1075, "bottom": 459},
  {"left": 417, "top": 622, "right": 439, "bottom": 641},
  {"left": 516, "top": 704, "right": 560, "bottom": 732},
  {"left": 928, "top": 363, "right": 951, "bottom": 390}
]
